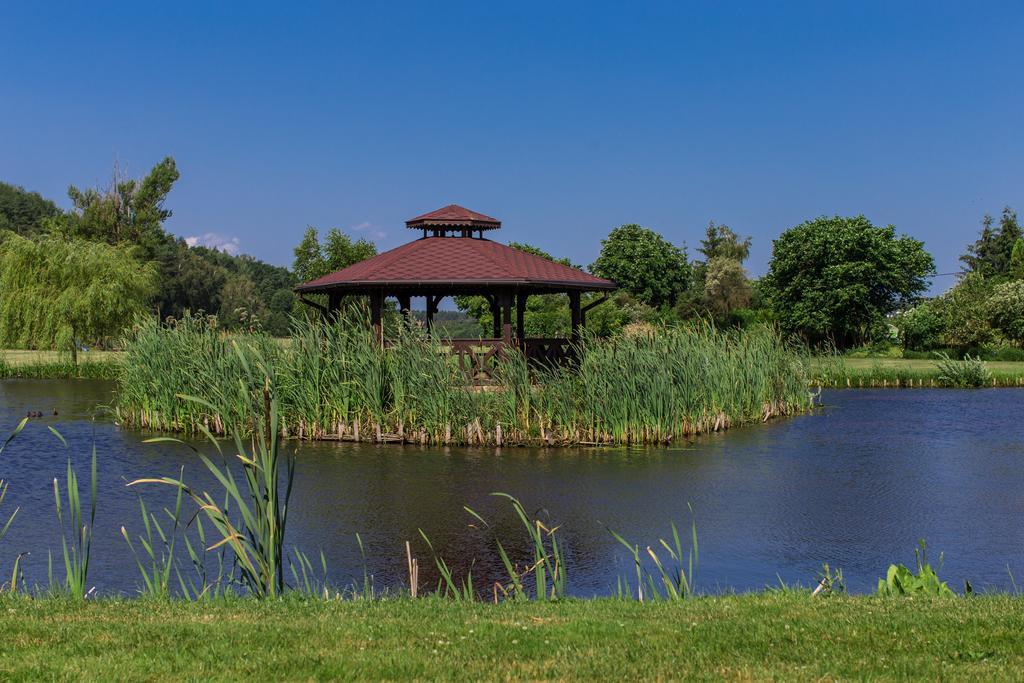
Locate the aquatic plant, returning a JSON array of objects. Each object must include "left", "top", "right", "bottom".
[
  {"left": 877, "top": 540, "right": 954, "bottom": 597},
  {"left": 131, "top": 345, "right": 295, "bottom": 599},
  {"left": 607, "top": 508, "right": 698, "bottom": 602},
  {"left": 115, "top": 311, "right": 811, "bottom": 446},
  {"left": 466, "top": 493, "right": 567, "bottom": 602},
  {"left": 935, "top": 353, "right": 992, "bottom": 388},
  {"left": 51, "top": 446, "right": 98, "bottom": 599},
  {"left": 120, "top": 477, "right": 185, "bottom": 599},
  {"left": 0, "top": 418, "right": 28, "bottom": 569}
]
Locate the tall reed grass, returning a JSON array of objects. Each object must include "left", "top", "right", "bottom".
[{"left": 115, "top": 311, "right": 811, "bottom": 446}]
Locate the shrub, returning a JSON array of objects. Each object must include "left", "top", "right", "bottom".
[{"left": 988, "top": 280, "right": 1024, "bottom": 346}]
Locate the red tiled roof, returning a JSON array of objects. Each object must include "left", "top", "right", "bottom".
[
  {"left": 406, "top": 204, "right": 501, "bottom": 230},
  {"left": 295, "top": 237, "right": 615, "bottom": 292}
]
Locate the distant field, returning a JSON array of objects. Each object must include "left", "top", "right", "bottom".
[{"left": 0, "top": 349, "right": 121, "bottom": 367}]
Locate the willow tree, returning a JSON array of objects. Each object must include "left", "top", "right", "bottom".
[{"left": 0, "top": 231, "right": 157, "bottom": 362}]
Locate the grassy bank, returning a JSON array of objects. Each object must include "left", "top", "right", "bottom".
[
  {"left": 114, "top": 313, "right": 811, "bottom": 445},
  {"left": 0, "top": 349, "right": 120, "bottom": 380},
  {"left": 2, "top": 594, "right": 1023, "bottom": 680},
  {"left": 811, "top": 356, "right": 1024, "bottom": 388}
]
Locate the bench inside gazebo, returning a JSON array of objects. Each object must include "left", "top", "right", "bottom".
[{"left": 294, "top": 204, "right": 616, "bottom": 381}]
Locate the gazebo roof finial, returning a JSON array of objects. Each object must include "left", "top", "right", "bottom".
[{"left": 406, "top": 204, "right": 501, "bottom": 233}]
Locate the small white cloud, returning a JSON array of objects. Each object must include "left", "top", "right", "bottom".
[
  {"left": 184, "top": 232, "right": 241, "bottom": 255},
  {"left": 351, "top": 221, "right": 387, "bottom": 241}
]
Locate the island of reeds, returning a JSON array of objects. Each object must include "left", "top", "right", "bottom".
[{"left": 113, "top": 313, "right": 811, "bottom": 446}]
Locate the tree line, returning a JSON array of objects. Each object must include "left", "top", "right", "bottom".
[{"left": 0, "top": 155, "right": 1019, "bottom": 358}]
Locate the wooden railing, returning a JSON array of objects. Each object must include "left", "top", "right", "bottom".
[{"left": 446, "top": 338, "right": 575, "bottom": 383}]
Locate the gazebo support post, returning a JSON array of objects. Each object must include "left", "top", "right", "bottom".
[
  {"left": 515, "top": 292, "right": 527, "bottom": 347},
  {"left": 370, "top": 290, "right": 384, "bottom": 345},
  {"left": 328, "top": 292, "right": 342, "bottom": 316},
  {"left": 569, "top": 291, "right": 582, "bottom": 342},
  {"left": 397, "top": 293, "right": 411, "bottom": 319},
  {"left": 500, "top": 291, "right": 513, "bottom": 347},
  {"left": 487, "top": 295, "right": 501, "bottom": 339},
  {"left": 426, "top": 294, "right": 440, "bottom": 332}
]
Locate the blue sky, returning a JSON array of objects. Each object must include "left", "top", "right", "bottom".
[{"left": 2, "top": 2, "right": 1022, "bottom": 292}]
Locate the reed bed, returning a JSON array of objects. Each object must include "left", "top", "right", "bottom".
[{"left": 114, "top": 312, "right": 811, "bottom": 446}]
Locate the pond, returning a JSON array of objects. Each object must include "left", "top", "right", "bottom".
[{"left": 0, "top": 379, "right": 1022, "bottom": 596}]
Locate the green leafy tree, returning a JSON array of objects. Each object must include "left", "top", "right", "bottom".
[
  {"left": 896, "top": 302, "right": 944, "bottom": 351},
  {"left": 62, "top": 157, "right": 180, "bottom": 257},
  {"left": 0, "top": 182, "right": 61, "bottom": 235},
  {"left": 0, "top": 231, "right": 156, "bottom": 362},
  {"left": 960, "top": 207, "right": 1022, "bottom": 279},
  {"left": 988, "top": 280, "right": 1024, "bottom": 346},
  {"left": 324, "top": 228, "right": 377, "bottom": 272},
  {"left": 292, "top": 227, "right": 377, "bottom": 283},
  {"left": 698, "top": 221, "right": 751, "bottom": 263},
  {"left": 591, "top": 224, "right": 691, "bottom": 308},
  {"left": 762, "top": 215, "right": 934, "bottom": 348},
  {"left": 932, "top": 273, "right": 995, "bottom": 351},
  {"left": 702, "top": 256, "right": 752, "bottom": 319},
  {"left": 1009, "top": 239, "right": 1024, "bottom": 280},
  {"left": 292, "top": 227, "right": 326, "bottom": 283}
]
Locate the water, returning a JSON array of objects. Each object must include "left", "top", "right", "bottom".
[{"left": 1, "top": 379, "right": 1022, "bottom": 596}]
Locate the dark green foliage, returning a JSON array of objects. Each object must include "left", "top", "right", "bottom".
[
  {"left": 61, "top": 158, "right": 179, "bottom": 258},
  {"left": 0, "top": 182, "right": 60, "bottom": 235},
  {"left": 961, "top": 207, "right": 1022, "bottom": 280},
  {"left": 763, "top": 215, "right": 934, "bottom": 348},
  {"left": 591, "top": 224, "right": 691, "bottom": 308}
]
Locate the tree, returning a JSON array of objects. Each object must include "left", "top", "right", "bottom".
[
  {"left": 702, "top": 256, "right": 752, "bottom": 319},
  {"left": 62, "top": 157, "right": 180, "bottom": 257},
  {"left": 960, "top": 207, "right": 1022, "bottom": 279},
  {"left": 896, "top": 302, "right": 944, "bottom": 351},
  {"left": 1009, "top": 239, "right": 1024, "bottom": 280},
  {"left": 762, "top": 215, "right": 934, "bottom": 348},
  {"left": 155, "top": 241, "right": 229, "bottom": 319},
  {"left": 590, "top": 224, "right": 691, "bottom": 308},
  {"left": 292, "top": 228, "right": 326, "bottom": 283},
  {"left": 218, "top": 274, "right": 270, "bottom": 330},
  {"left": 698, "top": 221, "right": 751, "bottom": 263},
  {"left": 292, "top": 227, "right": 376, "bottom": 283},
  {"left": 324, "top": 228, "right": 377, "bottom": 272},
  {"left": 0, "top": 231, "right": 156, "bottom": 362},
  {"left": 932, "top": 273, "right": 995, "bottom": 351},
  {"left": 988, "top": 280, "right": 1024, "bottom": 346},
  {"left": 0, "top": 182, "right": 61, "bottom": 235}
]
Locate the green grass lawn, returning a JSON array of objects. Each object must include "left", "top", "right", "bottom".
[
  {"left": 836, "top": 357, "right": 1024, "bottom": 373},
  {"left": 2, "top": 594, "right": 1024, "bottom": 680},
  {"left": 811, "top": 356, "right": 1024, "bottom": 387},
  {"left": 0, "top": 349, "right": 120, "bottom": 367}
]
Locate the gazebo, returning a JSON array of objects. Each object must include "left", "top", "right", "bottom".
[{"left": 294, "top": 204, "right": 615, "bottom": 379}]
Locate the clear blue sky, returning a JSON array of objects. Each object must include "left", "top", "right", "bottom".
[{"left": 2, "top": 2, "right": 1022, "bottom": 292}]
